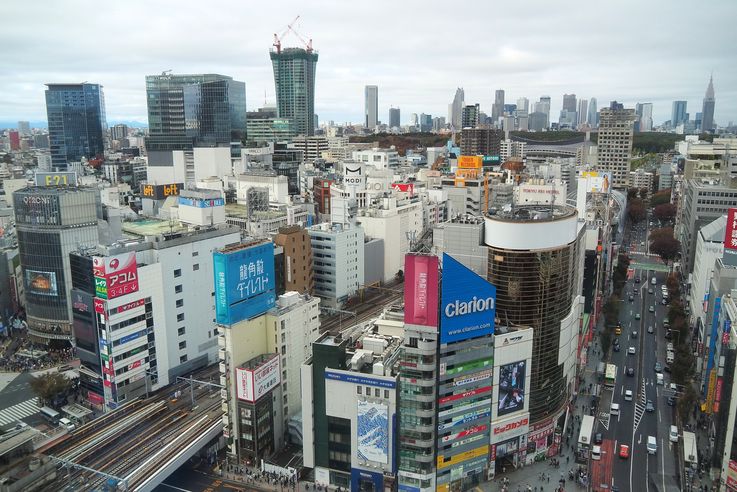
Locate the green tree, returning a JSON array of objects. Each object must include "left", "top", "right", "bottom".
[
  {"left": 650, "top": 190, "right": 672, "bottom": 208},
  {"left": 677, "top": 385, "right": 698, "bottom": 427},
  {"left": 671, "top": 344, "right": 695, "bottom": 386},
  {"left": 666, "top": 274, "right": 680, "bottom": 296},
  {"left": 603, "top": 296, "right": 621, "bottom": 327},
  {"left": 600, "top": 328, "right": 612, "bottom": 356},
  {"left": 30, "top": 372, "right": 72, "bottom": 407}
]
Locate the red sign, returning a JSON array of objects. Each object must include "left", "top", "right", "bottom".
[
  {"left": 716, "top": 377, "right": 724, "bottom": 403},
  {"left": 115, "top": 298, "right": 145, "bottom": 314},
  {"left": 96, "top": 252, "right": 139, "bottom": 300},
  {"left": 88, "top": 391, "right": 104, "bottom": 405},
  {"left": 94, "top": 298, "right": 106, "bottom": 314},
  {"left": 391, "top": 183, "right": 414, "bottom": 196},
  {"left": 490, "top": 444, "right": 496, "bottom": 461},
  {"left": 441, "top": 424, "right": 487, "bottom": 443},
  {"left": 493, "top": 417, "right": 529, "bottom": 435},
  {"left": 727, "top": 209, "right": 737, "bottom": 250},
  {"left": 128, "top": 360, "right": 142, "bottom": 371},
  {"left": 728, "top": 460, "right": 737, "bottom": 489},
  {"left": 404, "top": 254, "right": 439, "bottom": 327},
  {"left": 438, "top": 385, "right": 492, "bottom": 405}
]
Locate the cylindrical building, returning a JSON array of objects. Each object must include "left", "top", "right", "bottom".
[{"left": 484, "top": 205, "right": 583, "bottom": 425}]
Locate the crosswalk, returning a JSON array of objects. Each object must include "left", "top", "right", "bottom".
[
  {"left": 0, "top": 398, "right": 40, "bottom": 426},
  {"left": 633, "top": 379, "right": 646, "bottom": 432}
]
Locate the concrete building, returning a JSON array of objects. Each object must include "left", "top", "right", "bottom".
[
  {"left": 689, "top": 215, "right": 725, "bottom": 332},
  {"left": 658, "top": 163, "right": 674, "bottom": 191},
  {"left": 233, "top": 171, "right": 290, "bottom": 206},
  {"left": 365, "top": 85, "right": 378, "bottom": 129},
  {"left": 273, "top": 226, "right": 314, "bottom": 295},
  {"left": 597, "top": 104, "right": 636, "bottom": 188},
  {"left": 302, "top": 329, "right": 401, "bottom": 491},
  {"left": 461, "top": 104, "right": 480, "bottom": 128},
  {"left": 500, "top": 139, "right": 526, "bottom": 162},
  {"left": 271, "top": 48, "right": 319, "bottom": 136},
  {"left": 246, "top": 107, "right": 295, "bottom": 143},
  {"left": 577, "top": 99, "right": 588, "bottom": 128},
  {"left": 432, "top": 215, "right": 487, "bottom": 278},
  {"left": 635, "top": 102, "right": 653, "bottom": 132},
  {"left": 291, "top": 136, "right": 328, "bottom": 163},
  {"left": 441, "top": 176, "right": 487, "bottom": 217},
  {"left": 528, "top": 112, "right": 548, "bottom": 132},
  {"left": 460, "top": 128, "right": 503, "bottom": 158},
  {"left": 307, "top": 222, "right": 364, "bottom": 307},
  {"left": 389, "top": 107, "right": 400, "bottom": 129},
  {"left": 484, "top": 205, "right": 584, "bottom": 426},
  {"left": 628, "top": 168, "right": 654, "bottom": 194},
  {"left": 352, "top": 148, "right": 399, "bottom": 170},
  {"left": 14, "top": 186, "right": 100, "bottom": 344}
]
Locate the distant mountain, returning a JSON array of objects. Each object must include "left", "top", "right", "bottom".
[{"left": 108, "top": 120, "right": 148, "bottom": 128}]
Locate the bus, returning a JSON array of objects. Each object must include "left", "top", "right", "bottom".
[
  {"left": 40, "top": 406, "right": 60, "bottom": 425},
  {"left": 577, "top": 415, "right": 596, "bottom": 461},
  {"left": 604, "top": 364, "right": 617, "bottom": 390}
]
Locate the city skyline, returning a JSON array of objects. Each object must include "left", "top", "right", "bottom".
[{"left": 1, "top": 0, "right": 736, "bottom": 127}]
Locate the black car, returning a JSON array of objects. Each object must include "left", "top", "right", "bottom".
[
  {"left": 626, "top": 367, "right": 635, "bottom": 376},
  {"left": 635, "top": 277, "right": 641, "bottom": 284},
  {"left": 613, "top": 344, "right": 621, "bottom": 352},
  {"left": 665, "top": 330, "right": 673, "bottom": 340},
  {"left": 667, "top": 396, "right": 676, "bottom": 406},
  {"left": 594, "top": 433, "right": 603, "bottom": 444},
  {"left": 664, "top": 365, "right": 671, "bottom": 373},
  {"left": 631, "top": 330, "right": 638, "bottom": 339}
]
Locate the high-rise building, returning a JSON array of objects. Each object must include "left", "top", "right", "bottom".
[
  {"left": 560, "top": 94, "right": 577, "bottom": 128},
  {"left": 562, "top": 94, "right": 577, "bottom": 112},
  {"left": 635, "top": 102, "right": 653, "bottom": 132},
  {"left": 8, "top": 131, "right": 20, "bottom": 151},
  {"left": 271, "top": 48, "right": 319, "bottom": 136},
  {"left": 701, "top": 75, "right": 716, "bottom": 132},
  {"left": 273, "top": 226, "right": 314, "bottom": 295},
  {"left": 110, "top": 124, "right": 128, "bottom": 141},
  {"left": 516, "top": 97, "right": 529, "bottom": 114},
  {"left": 528, "top": 112, "right": 548, "bottom": 132},
  {"left": 145, "top": 73, "right": 246, "bottom": 157},
  {"left": 14, "top": 186, "right": 100, "bottom": 344},
  {"left": 45, "top": 83, "right": 107, "bottom": 170},
  {"left": 364, "top": 85, "right": 378, "bottom": 128},
  {"left": 672, "top": 100, "right": 688, "bottom": 128},
  {"left": 17, "top": 121, "right": 30, "bottom": 136},
  {"left": 597, "top": 103, "right": 636, "bottom": 187},
  {"left": 587, "top": 97, "right": 598, "bottom": 127},
  {"left": 306, "top": 222, "right": 364, "bottom": 307},
  {"left": 389, "top": 107, "right": 400, "bottom": 128},
  {"left": 419, "top": 113, "right": 432, "bottom": 132},
  {"left": 461, "top": 104, "right": 480, "bottom": 128},
  {"left": 491, "top": 89, "right": 505, "bottom": 124},
  {"left": 460, "top": 128, "right": 503, "bottom": 157},
  {"left": 484, "top": 205, "right": 584, "bottom": 424},
  {"left": 449, "top": 88, "right": 465, "bottom": 130},
  {"left": 246, "top": 107, "right": 295, "bottom": 143},
  {"left": 533, "top": 96, "right": 551, "bottom": 128},
  {"left": 577, "top": 99, "right": 588, "bottom": 127}
]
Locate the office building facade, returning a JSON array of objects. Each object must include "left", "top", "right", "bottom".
[
  {"left": 45, "top": 83, "right": 107, "bottom": 170},
  {"left": 462, "top": 104, "right": 480, "bottom": 128},
  {"left": 672, "top": 100, "right": 688, "bottom": 128},
  {"left": 389, "top": 107, "right": 400, "bottom": 129},
  {"left": 587, "top": 98, "right": 598, "bottom": 128},
  {"left": 461, "top": 128, "right": 503, "bottom": 157},
  {"left": 597, "top": 104, "right": 636, "bottom": 188},
  {"left": 635, "top": 102, "right": 653, "bottom": 132},
  {"left": 270, "top": 48, "right": 319, "bottom": 136},
  {"left": 365, "top": 85, "right": 378, "bottom": 128}
]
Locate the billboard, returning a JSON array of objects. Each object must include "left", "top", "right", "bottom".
[
  {"left": 404, "top": 255, "right": 439, "bottom": 327},
  {"left": 35, "top": 171, "right": 77, "bottom": 186},
  {"left": 357, "top": 400, "right": 389, "bottom": 464},
  {"left": 724, "top": 209, "right": 737, "bottom": 266},
  {"left": 178, "top": 196, "right": 225, "bottom": 208},
  {"left": 440, "top": 253, "right": 496, "bottom": 344},
  {"left": 25, "top": 270, "right": 58, "bottom": 296},
  {"left": 498, "top": 360, "right": 526, "bottom": 417},
  {"left": 581, "top": 171, "right": 612, "bottom": 194},
  {"left": 94, "top": 252, "right": 139, "bottom": 300},
  {"left": 236, "top": 355, "right": 281, "bottom": 403},
  {"left": 391, "top": 183, "right": 415, "bottom": 196},
  {"left": 457, "top": 156, "right": 482, "bottom": 169},
  {"left": 140, "top": 183, "right": 183, "bottom": 200},
  {"left": 491, "top": 413, "right": 530, "bottom": 443},
  {"left": 213, "top": 242, "right": 276, "bottom": 325}
]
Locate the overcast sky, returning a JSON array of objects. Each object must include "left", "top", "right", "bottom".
[{"left": 2, "top": 0, "right": 735, "bottom": 127}]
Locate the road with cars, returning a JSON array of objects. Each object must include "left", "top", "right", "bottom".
[{"left": 591, "top": 220, "right": 681, "bottom": 491}]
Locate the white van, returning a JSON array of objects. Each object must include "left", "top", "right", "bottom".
[
  {"left": 669, "top": 425, "right": 679, "bottom": 443},
  {"left": 666, "top": 352, "right": 675, "bottom": 364},
  {"left": 651, "top": 277, "right": 657, "bottom": 285},
  {"left": 656, "top": 373, "right": 664, "bottom": 385},
  {"left": 647, "top": 436, "right": 657, "bottom": 454},
  {"left": 666, "top": 342, "right": 674, "bottom": 352},
  {"left": 610, "top": 403, "right": 620, "bottom": 416},
  {"left": 591, "top": 445, "right": 602, "bottom": 460},
  {"left": 59, "top": 418, "right": 75, "bottom": 431}
]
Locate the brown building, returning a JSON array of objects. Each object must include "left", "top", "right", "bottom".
[
  {"left": 460, "top": 128, "right": 503, "bottom": 157},
  {"left": 274, "top": 226, "right": 314, "bottom": 295},
  {"left": 313, "top": 178, "right": 333, "bottom": 216}
]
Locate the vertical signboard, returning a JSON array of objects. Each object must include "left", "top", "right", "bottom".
[
  {"left": 724, "top": 209, "right": 737, "bottom": 266},
  {"left": 497, "top": 360, "right": 526, "bottom": 417},
  {"left": 404, "top": 255, "right": 439, "bottom": 327},
  {"left": 440, "top": 253, "right": 496, "bottom": 344},
  {"left": 213, "top": 242, "right": 276, "bottom": 325},
  {"left": 93, "top": 253, "right": 139, "bottom": 300},
  {"left": 357, "top": 400, "right": 389, "bottom": 464}
]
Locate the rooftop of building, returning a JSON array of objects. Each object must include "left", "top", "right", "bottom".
[
  {"left": 16, "top": 185, "right": 93, "bottom": 196},
  {"left": 238, "top": 352, "right": 278, "bottom": 372},
  {"left": 122, "top": 218, "right": 187, "bottom": 237},
  {"left": 487, "top": 204, "right": 577, "bottom": 223},
  {"left": 700, "top": 214, "right": 726, "bottom": 242}
]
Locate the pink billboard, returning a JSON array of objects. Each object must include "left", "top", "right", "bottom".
[
  {"left": 404, "top": 254, "right": 439, "bottom": 327},
  {"left": 102, "top": 252, "right": 139, "bottom": 300}
]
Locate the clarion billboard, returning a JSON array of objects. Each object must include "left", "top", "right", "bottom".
[
  {"left": 403, "top": 254, "right": 439, "bottom": 327},
  {"left": 440, "top": 253, "right": 496, "bottom": 344}
]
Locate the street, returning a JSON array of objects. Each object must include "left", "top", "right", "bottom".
[{"left": 591, "top": 221, "right": 680, "bottom": 492}]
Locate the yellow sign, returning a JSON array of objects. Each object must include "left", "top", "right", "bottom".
[
  {"left": 705, "top": 370, "right": 717, "bottom": 415},
  {"left": 458, "top": 155, "right": 482, "bottom": 169},
  {"left": 437, "top": 445, "right": 488, "bottom": 469}
]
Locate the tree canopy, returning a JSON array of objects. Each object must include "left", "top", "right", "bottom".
[
  {"left": 627, "top": 199, "right": 647, "bottom": 223},
  {"left": 30, "top": 372, "right": 71, "bottom": 407},
  {"left": 653, "top": 203, "right": 677, "bottom": 223},
  {"left": 650, "top": 235, "right": 681, "bottom": 264},
  {"left": 650, "top": 189, "right": 671, "bottom": 208}
]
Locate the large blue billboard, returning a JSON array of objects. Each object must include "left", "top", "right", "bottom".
[
  {"left": 213, "top": 241, "right": 276, "bottom": 325},
  {"left": 440, "top": 253, "right": 496, "bottom": 344}
]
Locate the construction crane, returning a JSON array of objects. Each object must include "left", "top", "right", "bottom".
[{"left": 273, "top": 16, "right": 313, "bottom": 53}]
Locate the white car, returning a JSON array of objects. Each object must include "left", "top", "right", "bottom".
[
  {"left": 624, "top": 390, "right": 633, "bottom": 401},
  {"left": 628, "top": 346, "right": 636, "bottom": 355}
]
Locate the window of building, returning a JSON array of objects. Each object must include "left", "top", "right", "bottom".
[
  {"left": 177, "top": 313, "right": 185, "bottom": 322},
  {"left": 192, "top": 251, "right": 199, "bottom": 257},
  {"left": 384, "top": 390, "right": 389, "bottom": 399},
  {"left": 179, "top": 341, "right": 186, "bottom": 350},
  {"left": 180, "top": 355, "right": 188, "bottom": 363},
  {"left": 175, "top": 284, "right": 183, "bottom": 294},
  {"left": 178, "top": 327, "right": 186, "bottom": 336},
  {"left": 174, "top": 269, "right": 182, "bottom": 277},
  {"left": 193, "top": 264, "right": 199, "bottom": 271},
  {"left": 357, "top": 386, "right": 362, "bottom": 395},
  {"left": 176, "top": 299, "right": 183, "bottom": 308},
  {"left": 374, "top": 388, "right": 380, "bottom": 397}
]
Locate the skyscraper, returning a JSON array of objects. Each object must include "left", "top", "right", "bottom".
[
  {"left": 271, "top": 47, "right": 319, "bottom": 136},
  {"left": 587, "top": 97, "right": 598, "bottom": 127},
  {"left": 577, "top": 99, "right": 588, "bottom": 127},
  {"left": 562, "top": 94, "right": 577, "bottom": 112},
  {"left": 516, "top": 97, "right": 529, "bottom": 114},
  {"left": 364, "top": 85, "right": 378, "bottom": 128},
  {"left": 672, "top": 100, "right": 688, "bottom": 128},
  {"left": 534, "top": 96, "right": 551, "bottom": 128},
  {"left": 701, "top": 75, "right": 716, "bottom": 132},
  {"left": 17, "top": 121, "right": 30, "bottom": 136},
  {"left": 461, "top": 104, "right": 480, "bottom": 128},
  {"left": 491, "top": 89, "right": 505, "bottom": 124},
  {"left": 145, "top": 73, "right": 246, "bottom": 157},
  {"left": 560, "top": 94, "right": 577, "bottom": 128},
  {"left": 635, "top": 102, "right": 653, "bottom": 132},
  {"left": 598, "top": 102, "right": 636, "bottom": 187},
  {"left": 449, "top": 88, "right": 464, "bottom": 130},
  {"left": 389, "top": 107, "right": 400, "bottom": 128},
  {"left": 45, "top": 83, "right": 107, "bottom": 170}
]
